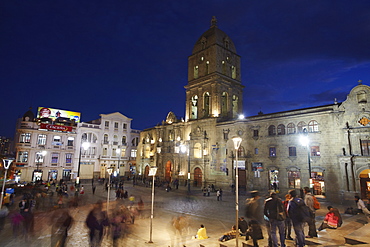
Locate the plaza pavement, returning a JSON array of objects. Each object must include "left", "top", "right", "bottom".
[{"left": 0, "top": 182, "right": 369, "bottom": 247}]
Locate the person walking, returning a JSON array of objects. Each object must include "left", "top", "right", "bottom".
[
  {"left": 287, "top": 189, "right": 309, "bottom": 247},
  {"left": 245, "top": 191, "right": 264, "bottom": 247},
  {"left": 303, "top": 187, "right": 318, "bottom": 238},
  {"left": 283, "top": 193, "right": 293, "bottom": 240},
  {"left": 264, "top": 192, "right": 286, "bottom": 247}
]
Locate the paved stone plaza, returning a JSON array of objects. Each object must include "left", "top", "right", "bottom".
[{"left": 0, "top": 182, "right": 369, "bottom": 247}]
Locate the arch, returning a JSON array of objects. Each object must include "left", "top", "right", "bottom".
[
  {"left": 191, "top": 95, "right": 198, "bottom": 119},
  {"left": 297, "top": 121, "right": 307, "bottom": 133},
  {"left": 144, "top": 165, "right": 150, "bottom": 179},
  {"left": 287, "top": 123, "right": 295, "bottom": 134},
  {"left": 277, "top": 124, "right": 285, "bottom": 135},
  {"left": 308, "top": 120, "right": 319, "bottom": 132},
  {"left": 221, "top": 92, "right": 228, "bottom": 116},
  {"left": 194, "top": 167, "right": 202, "bottom": 187},
  {"left": 268, "top": 125, "right": 276, "bottom": 136},
  {"left": 203, "top": 92, "right": 210, "bottom": 117},
  {"left": 165, "top": 160, "right": 172, "bottom": 182}
]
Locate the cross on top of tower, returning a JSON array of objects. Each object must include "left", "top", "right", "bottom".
[{"left": 211, "top": 16, "right": 217, "bottom": 28}]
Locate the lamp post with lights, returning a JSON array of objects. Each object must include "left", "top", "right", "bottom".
[
  {"left": 76, "top": 141, "right": 90, "bottom": 186},
  {"left": 106, "top": 166, "right": 113, "bottom": 212},
  {"left": 232, "top": 136, "right": 242, "bottom": 247},
  {"left": 148, "top": 166, "right": 157, "bottom": 244},
  {"left": 300, "top": 129, "right": 311, "bottom": 186},
  {"left": 0, "top": 159, "right": 13, "bottom": 209},
  {"left": 180, "top": 143, "right": 191, "bottom": 194}
]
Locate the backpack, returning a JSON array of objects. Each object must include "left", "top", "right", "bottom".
[{"left": 313, "top": 196, "right": 320, "bottom": 210}]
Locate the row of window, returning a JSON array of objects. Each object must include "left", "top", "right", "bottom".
[
  {"left": 263, "top": 146, "right": 320, "bottom": 157},
  {"left": 257, "top": 120, "right": 319, "bottom": 136},
  {"left": 17, "top": 151, "right": 73, "bottom": 165},
  {"left": 20, "top": 133, "right": 75, "bottom": 146},
  {"left": 104, "top": 121, "right": 127, "bottom": 130}
]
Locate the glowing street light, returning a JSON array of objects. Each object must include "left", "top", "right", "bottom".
[
  {"left": 106, "top": 166, "right": 113, "bottom": 212},
  {"left": 300, "top": 129, "right": 311, "bottom": 185},
  {"left": 76, "top": 141, "right": 90, "bottom": 186},
  {"left": 232, "top": 136, "right": 242, "bottom": 247},
  {"left": 0, "top": 159, "right": 13, "bottom": 209},
  {"left": 180, "top": 143, "right": 191, "bottom": 193}
]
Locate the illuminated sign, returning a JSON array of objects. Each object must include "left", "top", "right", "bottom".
[
  {"left": 37, "top": 107, "right": 81, "bottom": 123},
  {"left": 39, "top": 123, "right": 73, "bottom": 132}
]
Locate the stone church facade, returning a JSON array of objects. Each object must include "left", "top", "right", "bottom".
[{"left": 136, "top": 18, "right": 370, "bottom": 203}]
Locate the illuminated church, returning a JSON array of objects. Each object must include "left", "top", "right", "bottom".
[{"left": 136, "top": 17, "right": 370, "bottom": 203}]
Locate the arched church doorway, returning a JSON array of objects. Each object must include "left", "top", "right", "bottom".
[
  {"left": 165, "top": 161, "right": 172, "bottom": 183},
  {"left": 359, "top": 169, "right": 370, "bottom": 200},
  {"left": 194, "top": 167, "right": 202, "bottom": 187}
]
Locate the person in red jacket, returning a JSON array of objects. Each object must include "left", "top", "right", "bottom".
[{"left": 318, "top": 206, "right": 342, "bottom": 231}]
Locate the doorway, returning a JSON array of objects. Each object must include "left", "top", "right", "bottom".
[{"left": 194, "top": 167, "right": 202, "bottom": 187}]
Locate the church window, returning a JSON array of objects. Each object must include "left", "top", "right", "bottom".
[
  {"left": 206, "top": 61, "right": 210, "bottom": 74},
  {"left": 191, "top": 95, "right": 198, "bottom": 119},
  {"left": 308, "top": 120, "right": 319, "bottom": 132},
  {"left": 194, "top": 143, "right": 202, "bottom": 158},
  {"left": 194, "top": 66, "right": 199, "bottom": 79},
  {"left": 231, "top": 66, "right": 236, "bottom": 79},
  {"left": 287, "top": 123, "right": 295, "bottom": 134},
  {"left": 277, "top": 124, "right": 285, "bottom": 135},
  {"left": 224, "top": 38, "right": 230, "bottom": 49},
  {"left": 221, "top": 92, "right": 228, "bottom": 116},
  {"left": 232, "top": 95, "right": 238, "bottom": 117},
  {"left": 297, "top": 121, "right": 307, "bottom": 133},
  {"left": 268, "top": 125, "right": 276, "bottom": 136},
  {"left": 203, "top": 92, "right": 210, "bottom": 117}
]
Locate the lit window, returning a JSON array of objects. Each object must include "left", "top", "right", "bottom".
[
  {"left": 131, "top": 149, "right": 137, "bottom": 158},
  {"left": 51, "top": 153, "right": 59, "bottom": 165},
  {"left": 67, "top": 137, "right": 74, "bottom": 146},
  {"left": 20, "top": 133, "right": 31, "bottom": 143},
  {"left": 269, "top": 147, "right": 276, "bottom": 157},
  {"left": 287, "top": 123, "right": 295, "bottom": 134},
  {"left": 17, "top": 151, "right": 28, "bottom": 162},
  {"left": 308, "top": 120, "right": 319, "bottom": 132},
  {"left": 311, "top": 146, "right": 320, "bottom": 156},
  {"left": 38, "top": 134, "right": 47, "bottom": 145},
  {"left": 66, "top": 153, "right": 72, "bottom": 164},
  {"left": 297, "top": 121, "right": 306, "bottom": 133}
]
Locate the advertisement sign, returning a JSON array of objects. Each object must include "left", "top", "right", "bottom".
[
  {"left": 39, "top": 123, "right": 73, "bottom": 132},
  {"left": 37, "top": 107, "right": 81, "bottom": 123},
  {"left": 252, "top": 162, "right": 263, "bottom": 171}
]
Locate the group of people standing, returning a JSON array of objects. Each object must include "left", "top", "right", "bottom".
[{"left": 240, "top": 187, "right": 343, "bottom": 247}]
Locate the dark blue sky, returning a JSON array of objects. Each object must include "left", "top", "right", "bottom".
[{"left": 2, "top": 1, "right": 370, "bottom": 137}]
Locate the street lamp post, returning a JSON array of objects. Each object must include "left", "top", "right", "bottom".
[
  {"left": 300, "top": 129, "right": 311, "bottom": 186},
  {"left": 106, "top": 166, "right": 113, "bottom": 212},
  {"left": 180, "top": 144, "right": 191, "bottom": 194},
  {"left": 148, "top": 166, "right": 157, "bottom": 244},
  {"left": 76, "top": 141, "right": 90, "bottom": 186},
  {"left": 0, "top": 159, "right": 13, "bottom": 209},
  {"left": 232, "top": 136, "right": 242, "bottom": 247}
]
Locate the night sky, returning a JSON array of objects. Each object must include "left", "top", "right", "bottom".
[{"left": 2, "top": 1, "right": 370, "bottom": 138}]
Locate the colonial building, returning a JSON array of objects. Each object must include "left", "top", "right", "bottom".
[
  {"left": 14, "top": 108, "right": 140, "bottom": 182},
  {"left": 136, "top": 17, "right": 370, "bottom": 203}
]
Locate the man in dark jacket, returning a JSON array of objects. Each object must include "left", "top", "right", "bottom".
[
  {"left": 264, "top": 192, "right": 286, "bottom": 247},
  {"left": 288, "top": 189, "right": 308, "bottom": 247}
]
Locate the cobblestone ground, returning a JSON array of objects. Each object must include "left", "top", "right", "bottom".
[{"left": 0, "top": 183, "right": 368, "bottom": 247}]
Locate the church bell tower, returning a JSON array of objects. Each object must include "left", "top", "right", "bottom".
[{"left": 185, "top": 17, "right": 244, "bottom": 122}]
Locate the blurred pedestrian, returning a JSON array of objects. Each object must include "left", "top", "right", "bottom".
[
  {"left": 303, "top": 187, "right": 317, "bottom": 238},
  {"left": 283, "top": 193, "right": 293, "bottom": 240},
  {"left": 92, "top": 185, "right": 96, "bottom": 195},
  {"left": 264, "top": 192, "right": 286, "bottom": 247},
  {"left": 288, "top": 189, "right": 309, "bottom": 247},
  {"left": 238, "top": 217, "right": 248, "bottom": 236},
  {"left": 245, "top": 191, "right": 264, "bottom": 246}
]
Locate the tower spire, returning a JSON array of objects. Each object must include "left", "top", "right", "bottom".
[{"left": 211, "top": 16, "right": 217, "bottom": 28}]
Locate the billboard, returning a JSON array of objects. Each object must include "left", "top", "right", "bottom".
[{"left": 37, "top": 107, "right": 81, "bottom": 123}]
